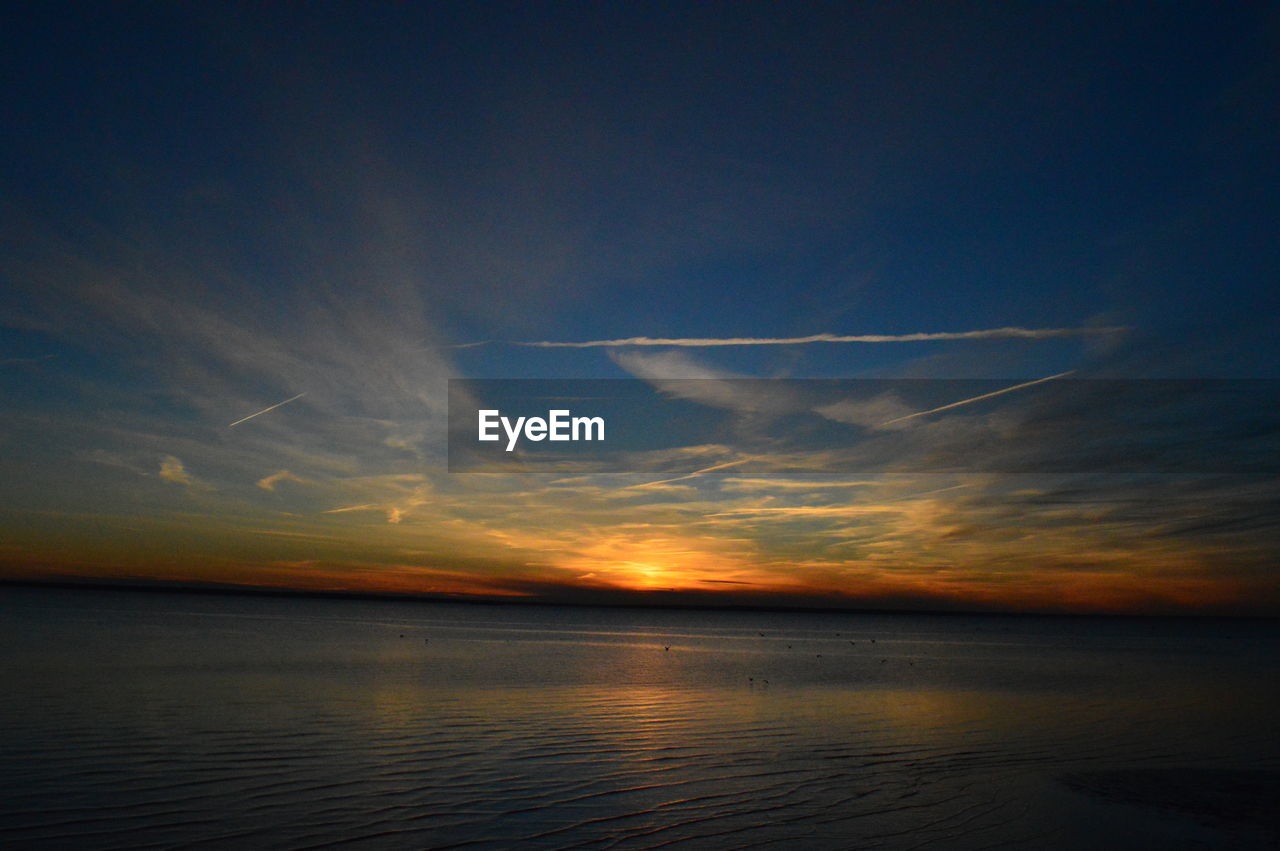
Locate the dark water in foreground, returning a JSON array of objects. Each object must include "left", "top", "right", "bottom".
[{"left": 1, "top": 587, "right": 1278, "bottom": 849}]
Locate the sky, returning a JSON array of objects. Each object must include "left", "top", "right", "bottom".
[{"left": 2, "top": 2, "right": 1278, "bottom": 615}]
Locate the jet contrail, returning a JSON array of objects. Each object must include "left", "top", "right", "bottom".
[
  {"left": 624, "top": 457, "right": 754, "bottom": 489},
  {"left": 228, "top": 392, "right": 307, "bottom": 428},
  {"left": 880, "top": 371, "right": 1075, "bottom": 426},
  {"left": 322, "top": 503, "right": 379, "bottom": 514},
  {"left": 455, "top": 326, "right": 1127, "bottom": 348}
]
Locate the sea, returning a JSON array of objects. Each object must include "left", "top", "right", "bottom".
[{"left": 2, "top": 586, "right": 1277, "bottom": 849}]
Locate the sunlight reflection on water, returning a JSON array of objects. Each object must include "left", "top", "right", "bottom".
[{"left": 2, "top": 587, "right": 1277, "bottom": 848}]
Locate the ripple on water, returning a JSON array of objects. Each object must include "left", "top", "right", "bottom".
[{"left": 2, "top": 588, "right": 1278, "bottom": 849}]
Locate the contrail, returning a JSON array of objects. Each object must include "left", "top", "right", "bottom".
[
  {"left": 322, "top": 503, "right": 378, "bottom": 514},
  {"left": 228, "top": 392, "right": 307, "bottom": 428},
  {"left": 458, "top": 326, "right": 1128, "bottom": 349},
  {"left": 624, "top": 457, "right": 754, "bottom": 489},
  {"left": 880, "top": 371, "right": 1075, "bottom": 426}
]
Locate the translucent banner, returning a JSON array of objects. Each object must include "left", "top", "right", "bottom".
[{"left": 447, "top": 379, "right": 1280, "bottom": 474}]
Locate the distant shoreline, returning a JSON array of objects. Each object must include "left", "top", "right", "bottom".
[{"left": 3, "top": 577, "right": 1275, "bottom": 622}]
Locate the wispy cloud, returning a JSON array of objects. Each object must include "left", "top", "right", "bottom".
[
  {"left": 814, "top": 394, "right": 917, "bottom": 430},
  {"left": 720, "top": 478, "right": 880, "bottom": 491},
  {"left": 610, "top": 349, "right": 800, "bottom": 414},
  {"left": 159, "top": 455, "right": 195, "bottom": 487},
  {"left": 476, "top": 326, "right": 1129, "bottom": 348},
  {"left": 257, "top": 470, "right": 307, "bottom": 491}
]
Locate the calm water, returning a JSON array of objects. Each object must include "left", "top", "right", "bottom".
[{"left": 2, "top": 587, "right": 1278, "bottom": 849}]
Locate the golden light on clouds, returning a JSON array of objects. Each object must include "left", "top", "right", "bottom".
[
  {"left": 547, "top": 531, "right": 762, "bottom": 592},
  {"left": 4, "top": 430, "right": 1276, "bottom": 615}
]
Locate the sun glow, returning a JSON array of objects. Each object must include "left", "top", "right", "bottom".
[{"left": 552, "top": 532, "right": 763, "bottom": 592}]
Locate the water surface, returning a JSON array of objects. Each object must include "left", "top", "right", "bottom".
[{"left": 2, "top": 587, "right": 1277, "bottom": 848}]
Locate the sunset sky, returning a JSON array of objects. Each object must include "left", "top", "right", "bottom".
[{"left": 2, "top": 2, "right": 1277, "bottom": 614}]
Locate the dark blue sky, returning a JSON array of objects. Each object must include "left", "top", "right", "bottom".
[
  {"left": 6, "top": 3, "right": 1276, "bottom": 374},
  {"left": 2, "top": 2, "right": 1277, "bottom": 612}
]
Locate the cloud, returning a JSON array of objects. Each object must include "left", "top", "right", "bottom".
[
  {"left": 814, "top": 393, "right": 917, "bottom": 430},
  {"left": 86, "top": 449, "right": 152, "bottom": 477},
  {"left": 720, "top": 478, "right": 880, "bottom": 491},
  {"left": 610, "top": 348, "right": 739, "bottom": 380},
  {"left": 257, "top": 470, "right": 306, "bottom": 491},
  {"left": 705, "top": 505, "right": 906, "bottom": 519},
  {"left": 489, "top": 326, "right": 1129, "bottom": 348},
  {"left": 610, "top": 349, "right": 800, "bottom": 414},
  {"left": 159, "top": 455, "right": 195, "bottom": 487}
]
